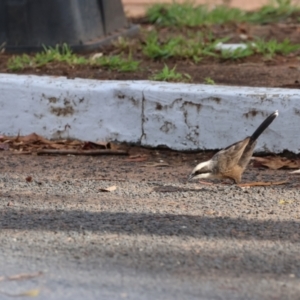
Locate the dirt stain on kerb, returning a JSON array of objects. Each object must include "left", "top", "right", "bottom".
[
  {"left": 243, "top": 109, "right": 264, "bottom": 118},
  {"left": 294, "top": 108, "right": 300, "bottom": 116},
  {"left": 48, "top": 97, "right": 58, "bottom": 103},
  {"left": 46, "top": 96, "right": 75, "bottom": 116},
  {"left": 50, "top": 105, "right": 74, "bottom": 116}
]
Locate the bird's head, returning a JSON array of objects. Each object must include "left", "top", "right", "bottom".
[{"left": 188, "top": 160, "right": 214, "bottom": 181}]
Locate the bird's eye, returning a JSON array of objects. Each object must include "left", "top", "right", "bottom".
[{"left": 194, "top": 166, "right": 210, "bottom": 175}]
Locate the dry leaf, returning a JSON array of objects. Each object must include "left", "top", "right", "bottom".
[
  {"left": 19, "top": 289, "right": 40, "bottom": 297},
  {"left": 107, "top": 142, "right": 120, "bottom": 151},
  {"left": 0, "top": 133, "right": 120, "bottom": 154},
  {"left": 26, "top": 176, "right": 32, "bottom": 182},
  {"left": 99, "top": 185, "right": 117, "bottom": 192},
  {"left": 0, "top": 288, "right": 41, "bottom": 297},
  {"left": 82, "top": 141, "right": 108, "bottom": 150},
  {"left": 67, "top": 140, "right": 82, "bottom": 146},
  {"left": 125, "top": 154, "right": 148, "bottom": 162},
  {"left": 18, "top": 133, "right": 51, "bottom": 145},
  {"left": 279, "top": 199, "right": 294, "bottom": 205},
  {"left": 81, "top": 141, "right": 120, "bottom": 150},
  {"left": 253, "top": 156, "right": 300, "bottom": 170}
]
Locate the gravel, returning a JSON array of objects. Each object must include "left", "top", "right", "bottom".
[{"left": 0, "top": 150, "right": 299, "bottom": 299}]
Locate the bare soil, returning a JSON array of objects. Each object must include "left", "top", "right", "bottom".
[
  {"left": 0, "top": 148, "right": 300, "bottom": 299},
  {"left": 1, "top": 21, "right": 300, "bottom": 88}
]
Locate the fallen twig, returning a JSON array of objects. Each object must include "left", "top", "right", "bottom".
[
  {"left": 290, "top": 169, "right": 300, "bottom": 174},
  {"left": 37, "top": 149, "right": 128, "bottom": 155},
  {"left": 141, "top": 163, "right": 170, "bottom": 167},
  {"left": 94, "top": 178, "right": 126, "bottom": 181},
  {"left": 11, "top": 151, "right": 32, "bottom": 155},
  {"left": 8, "top": 271, "right": 43, "bottom": 281},
  {"left": 237, "top": 180, "right": 288, "bottom": 187}
]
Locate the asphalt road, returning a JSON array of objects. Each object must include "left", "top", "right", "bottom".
[{"left": 0, "top": 150, "right": 299, "bottom": 299}]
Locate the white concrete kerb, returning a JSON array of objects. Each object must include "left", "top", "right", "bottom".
[{"left": 0, "top": 73, "right": 299, "bottom": 152}]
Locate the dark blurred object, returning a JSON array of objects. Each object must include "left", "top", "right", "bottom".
[{"left": 0, "top": 0, "right": 139, "bottom": 53}]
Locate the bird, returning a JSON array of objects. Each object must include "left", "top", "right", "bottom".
[{"left": 188, "top": 110, "right": 279, "bottom": 184}]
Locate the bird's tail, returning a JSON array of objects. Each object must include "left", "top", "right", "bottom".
[{"left": 250, "top": 110, "right": 278, "bottom": 142}]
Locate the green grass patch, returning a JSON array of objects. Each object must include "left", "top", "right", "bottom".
[
  {"left": 150, "top": 65, "right": 191, "bottom": 82},
  {"left": 143, "top": 31, "right": 225, "bottom": 62},
  {"left": 146, "top": 2, "right": 245, "bottom": 26},
  {"left": 254, "top": 38, "right": 300, "bottom": 58},
  {"left": 35, "top": 44, "right": 88, "bottom": 66},
  {"left": 7, "top": 44, "right": 140, "bottom": 72},
  {"left": 219, "top": 38, "right": 300, "bottom": 60},
  {"left": 143, "top": 32, "right": 181, "bottom": 59},
  {"left": 7, "top": 54, "right": 33, "bottom": 71},
  {"left": 93, "top": 54, "right": 140, "bottom": 72},
  {"left": 142, "top": 30, "right": 300, "bottom": 62},
  {"left": 203, "top": 77, "right": 216, "bottom": 85},
  {"left": 246, "top": 0, "right": 299, "bottom": 24},
  {"left": 146, "top": 0, "right": 300, "bottom": 26},
  {"left": 7, "top": 44, "right": 88, "bottom": 71}
]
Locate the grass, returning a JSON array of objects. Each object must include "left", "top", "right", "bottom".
[
  {"left": 150, "top": 65, "right": 191, "bottom": 82},
  {"left": 246, "top": 0, "right": 300, "bottom": 24},
  {"left": 142, "top": 30, "right": 300, "bottom": 62},
  {"left": 204, "top": 77, "right": 216, "bottom": 85},
  {"left": 254, "top": 38, "right": 300, "bottom": 58},
  {"left": 146, "top": 0, "right": 300, "bottom": 26},
  {"left": 143, "top": 32, "right": 181, "bottom": 59},
  {"left": 219, "top": 38, "right": 300, "bottom": 60},
  {"left": 7, "top": 54, "right": 33, "bottom": 71},
  {"left": 7, "top": 36, "right": 300, "bottom": 74},
  {"left": 7, "top": 44, "right": 140, "bottom": 72},
  {"left": 93, "top": 54, "right": 140, "bottom": 72},
  {"left": 142, "top": 5, "right": 300, "bottom": 62},
  {"left": 143, "top": 31, "right": 225, "bottom": 62},
  {"left": 35, "top": 44, "right": 88, "bottom": 66},
  {"left": 7, "top": 44, "right": 87, "bottom": 71},
  {"left": 146, "top": 2, "right": 245, "bottom": 26},
  {"left": 5, "top": 1, "right": 300, "bottom": 81}
]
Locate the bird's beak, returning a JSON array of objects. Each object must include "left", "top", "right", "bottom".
[{"left": 187, "top": 173, "right": 194, "bottom": 182}]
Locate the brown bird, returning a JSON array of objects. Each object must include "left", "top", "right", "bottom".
[{"left": 188, "top": 110, "right": 279, "bottom": 184}]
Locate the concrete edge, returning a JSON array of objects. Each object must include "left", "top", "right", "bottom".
[{"left": 0, "top": 73, "right": 299, "bottom": 153}]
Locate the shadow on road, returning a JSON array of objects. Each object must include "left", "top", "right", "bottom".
[{"left": 2, "top": 208, "right": 300, "bottom": 242}]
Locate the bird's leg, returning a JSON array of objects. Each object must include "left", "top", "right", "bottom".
[
  {"left": 221, "top": 178, "right": 237, "bottom": 185},
  {"left": 198, "top": 180, "right": 213, "bottom": 185}
]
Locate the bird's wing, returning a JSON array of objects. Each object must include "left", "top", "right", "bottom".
[
  {"left": 238, "top": 140, "right": 257, "bottom": 170},
  {"left": 212, "top": 137, "right": 250, "bottom": 173}
]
